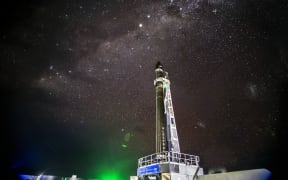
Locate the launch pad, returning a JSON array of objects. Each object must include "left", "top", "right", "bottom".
[{"left": 137, "top": 151, "right": 203, "bottom": 180}]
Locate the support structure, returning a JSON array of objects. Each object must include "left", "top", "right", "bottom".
[{"left": 137, "top": 62, "right": 203, "bottom": 180}]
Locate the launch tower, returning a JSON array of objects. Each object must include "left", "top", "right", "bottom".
[{"left": 137, "top": 62, "right": 203, "bottom": 180}]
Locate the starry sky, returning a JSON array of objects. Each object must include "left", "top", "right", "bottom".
[{"left": 1, "top": 0, "right": 288, "bottom": 179}]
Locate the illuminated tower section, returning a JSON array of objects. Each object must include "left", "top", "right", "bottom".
[
  {"left": 137, "top": 62, "right": 203, "bottom": 180},
  {"left": 154, "top": 62, "right": 180, "bottom": 153}
]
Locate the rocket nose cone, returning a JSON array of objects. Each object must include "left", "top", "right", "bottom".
[{"left": 155, "top": 61, "right": 163, "bottom": 69}]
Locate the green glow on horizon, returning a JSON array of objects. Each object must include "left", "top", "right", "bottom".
[
  {"left": 91, "top": 152, "right": 136, "bottom": 180},
  {"left": 95, "top": 163, "right": 128, "bottom": 180},
  {"left": 99, "top": 172, "right": 120, "bottom": 180}
]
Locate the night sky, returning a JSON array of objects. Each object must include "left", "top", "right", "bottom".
[{"left": 1, "top": 0, "right": 288, "bottom": 179}]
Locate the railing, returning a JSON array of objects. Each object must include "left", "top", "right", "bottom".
[{"left": 138, "top": 151, "right": 200, "bottom": 167}]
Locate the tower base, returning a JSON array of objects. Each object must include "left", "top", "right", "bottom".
[
  {"left": 137, "top": 152, "right": 203, "bottom": 180},
  {"left": 137, "top": 163, "right": 204, "bottom": 180}
]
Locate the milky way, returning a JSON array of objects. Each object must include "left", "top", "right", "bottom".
[{"left": 1, "top": 0, "right": 288, "bottom": 179}]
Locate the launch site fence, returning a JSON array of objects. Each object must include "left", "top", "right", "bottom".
[{"left": 138, "top": 151, "right": 200, "bottom": 167}]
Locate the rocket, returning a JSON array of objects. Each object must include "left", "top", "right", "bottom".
[{"left": 154, "top": 62, "right": 180, "bottom": 153}]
